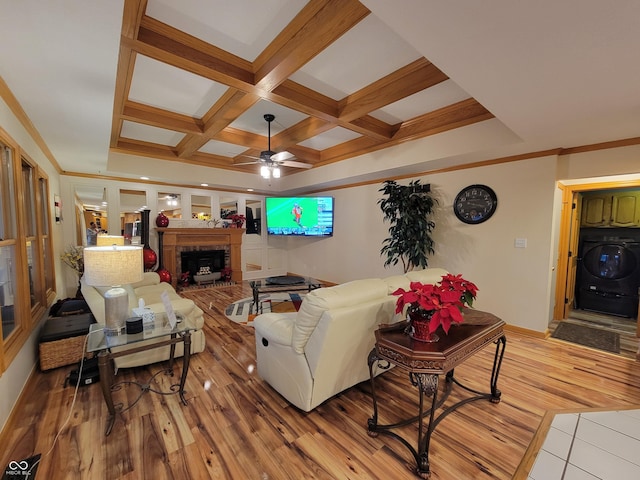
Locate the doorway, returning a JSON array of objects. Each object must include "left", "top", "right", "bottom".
[{"left": 554, "top": 181, "right": 640, "bottom": 359}]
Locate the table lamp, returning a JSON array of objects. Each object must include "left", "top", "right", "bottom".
[{"left": 83, "top": 245, "right": 143, "bottom": 334}]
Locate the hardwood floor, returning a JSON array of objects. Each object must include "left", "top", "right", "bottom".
[{"left": 2, "top": 282, "right": 640, "bottom": 479}]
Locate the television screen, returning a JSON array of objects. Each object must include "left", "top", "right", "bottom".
[{"left": 265, "top": 197, "right": 334, "bottom": 236}]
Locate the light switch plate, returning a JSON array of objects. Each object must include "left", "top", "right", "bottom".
[{"left": 515, "top": 238, "right": 527, "bottom": 248}]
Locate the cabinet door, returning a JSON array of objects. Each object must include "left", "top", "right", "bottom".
[
  {"left": 610, "top": 192, "right": 640, "bottom": 227},
  {"left": 580, "top": 195, "right": 612, "bottom": 227}
]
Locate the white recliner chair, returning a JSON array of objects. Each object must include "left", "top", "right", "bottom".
[{"left": 253, "top": 268, "right": 449, "bottom": 411}]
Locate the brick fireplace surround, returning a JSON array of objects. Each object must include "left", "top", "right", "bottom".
[{"left": 156, "top": 227, "right": 244, "bottom": 289}]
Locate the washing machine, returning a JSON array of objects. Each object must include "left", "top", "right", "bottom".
[{"left": 575, "top": 235, "right": 640, "bottom": 318}]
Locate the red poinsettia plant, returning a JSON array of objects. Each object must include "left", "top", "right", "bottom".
[
  {"left": 393, "top": 274, "right": 479, "bottom": 335},
  {"left": 227, "top": 213, "right": 246, "bottom": 228}
]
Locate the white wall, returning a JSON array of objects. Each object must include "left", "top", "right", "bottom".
[
  {"left": 284, "top": 155, "right": 559, "bottom": 332},
  {"left": 282, "top": 144, "right": 640, "bottom": 334}
]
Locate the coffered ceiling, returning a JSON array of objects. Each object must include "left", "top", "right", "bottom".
[
  {"left": 1, "top": 0, "right": 640, "bottom": 195},
  {"left": 111, "top": 0, "right": 492, "bottom": 178}
]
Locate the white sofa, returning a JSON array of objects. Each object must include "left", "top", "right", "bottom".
[
  {"left": 253, "top": 267, "right": 449, "bottom": 411},
  {"left": 81, "top": 272, "right": 206, "bottom": 368}
]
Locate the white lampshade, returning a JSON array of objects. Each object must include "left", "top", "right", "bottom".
[
  {"left": 83, "top": 246, "right": 143, "bottom": 286},
  {"left": 83, "top": 246, "right": 144, "bottom": 334}
]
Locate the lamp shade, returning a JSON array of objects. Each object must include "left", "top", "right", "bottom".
[
  {"left": 96, "top": 235, "right": 125, "bottom": 246},
  {"left": 83, "top": 246, "right": 144, "bottom": 287}
]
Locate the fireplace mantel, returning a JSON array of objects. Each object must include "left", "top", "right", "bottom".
[{"left": 156, "top": 228, "right": 244, "bottom": 288}]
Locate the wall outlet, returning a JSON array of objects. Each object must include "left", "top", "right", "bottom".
[{"left": 515, "top": 238, "right": 527, "bottom": 248}]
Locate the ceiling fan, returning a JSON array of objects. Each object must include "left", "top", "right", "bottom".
[{"left": 236, "top": 114, "right": 312, "bottom": 178}]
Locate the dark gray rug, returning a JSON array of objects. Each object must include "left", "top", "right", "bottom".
[{"left": 552, "top": 322, "right": 620, "bottom": 354}]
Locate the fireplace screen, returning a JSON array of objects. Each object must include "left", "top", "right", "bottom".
[{"left": 180, "top": 250, "right": 225, "bottom": 284}]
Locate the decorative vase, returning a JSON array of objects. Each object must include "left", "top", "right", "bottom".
[
  {"left": 155, "top": 230, "right": 170, "bottom": 283},
  {"left": 157, "top": 268, "right": 172, "bottom": 284},
  {"left": 409, "top": 311, "right": 439, "bottom": 342},
  {"left": 155, "top": 211, "right": 169, "bottom": 227},
  {"left": 141, "top": 209, "right": 157, "bottom": 271}
]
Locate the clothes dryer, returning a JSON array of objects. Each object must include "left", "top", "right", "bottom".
[{"left": 576, "top": 237, "right": 640, "bottom": 317}]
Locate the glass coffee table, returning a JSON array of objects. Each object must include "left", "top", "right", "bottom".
[
  {"left": 87, "top": 315, "right": 194, "bottom": 436},
  {"left": 249, "top": 276, "right": 322, "bottom": 314}
]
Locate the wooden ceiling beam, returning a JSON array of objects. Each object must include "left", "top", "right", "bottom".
[
  {"left": 393, "top": 98, "right": 494, "bottom": 142},
  {"left": 338, "top": 58, "right": 449, "bottom": 122},
  {"left": 129, "top": 21, "right": 254, "bottom": 90},
  {"left": 122, "top": 100, "right": 203, "bottom": 134},
  {"left": 272, "top": 117, "right": 334, "bottom": 150},
  {"left": 176, "top": 88, "right": 260, "bottom": 158},
  {"left": 319, "top": 99, "right": 495, "bottom": 164},
  {"left": 110, "top": 0, "right": 147, "bottom": 148},
  {"left": 253, "top": 0, "right": 370, "bottom": 91}
]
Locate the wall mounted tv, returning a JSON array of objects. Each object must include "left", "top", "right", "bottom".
[{"left": 265, "top": 197, "right": 334, "bottom": 237}]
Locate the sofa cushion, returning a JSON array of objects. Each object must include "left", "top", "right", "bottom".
[
  {"left": 383, "top": 274, "right": 411, "bottom": 294},
  {"left": 406, "top": 267, "right": 449, "bottom": 285},
  {"left": 130, "top": 272, "right": 160, "bottom": 289},
  {"left": 134, "top": 283, "right": 181, "bottom": 304},
  {"left": 292, "top": 278, "right": 388, "bottom": 354}
]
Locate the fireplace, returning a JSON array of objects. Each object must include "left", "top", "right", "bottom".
[
  {"left": 181, "top": 250, "right": 225, "bottom": 284},
  {"left": 156, "top": 227, "right": 244, "bottom": 289}
]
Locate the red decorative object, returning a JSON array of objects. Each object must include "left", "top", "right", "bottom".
[
  {"left": 227, "top": 213, "right": 246, "bottom": 228},
  {"left": 157, "top": 268, "right": 172, "bottom": 284},
  {"left": 143, "top": 247, "right": 157, "bottom": 271},
  {"left": 393, "top": 273, "right": 478, "bottom": 339},
  {"left": 155, "top": 211, "right": 169, "bottom": 227},
  {"left": 220, "top": 267, "right": 232, "bottom": 282}
]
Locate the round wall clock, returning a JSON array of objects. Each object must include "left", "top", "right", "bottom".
[{"left": 453, "top": 184, "right": 498, "bottom": 224}]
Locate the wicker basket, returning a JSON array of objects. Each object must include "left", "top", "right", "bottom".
[
  {"left": 39, "top": 334, "right": 88, "bottom": 371},
  {"left": 38, "top": 313, "right": 94, "bottom": 371}
]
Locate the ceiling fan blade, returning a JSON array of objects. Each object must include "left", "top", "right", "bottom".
[
  {"left": 234, "top": 161, "right": 260, "bottom": 166},
  {"left": 237, "top": 153, "right": 262, "bottom": 160},
  {"left": 270, "top": 151, "right": 295, "bottom": 162},
  {"left": 280, "top": 159, "right": 313, "bottom": 169}
]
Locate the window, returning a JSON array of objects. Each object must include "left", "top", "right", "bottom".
[
  {"left": 0, "top": 134, "right": 53, "bottom": 371},
  {"left": 0, "top": 141, "right": 19, "bottom": 347}
]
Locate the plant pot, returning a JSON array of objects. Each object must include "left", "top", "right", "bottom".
[{"left": 409, "top": 312, "right": 439, "bottom": 342}]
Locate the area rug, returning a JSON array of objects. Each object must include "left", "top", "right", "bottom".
[
  {"left": 551, "top": 322, "right": 620, "bottom": 354},
  {"left": 225, "top": 293, "right": 304, "bottom": 326}
]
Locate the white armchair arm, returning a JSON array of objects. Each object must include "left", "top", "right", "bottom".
[{"left": 253, "top": 312, "right": 296, "bottom": 346}]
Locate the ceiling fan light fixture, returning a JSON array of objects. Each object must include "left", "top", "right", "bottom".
[
  {"left": 260, "top": 165, "right": 270, "bottom": 178},
  {"left": 273, "top": 166, "right": 281, "bottom": 178}
]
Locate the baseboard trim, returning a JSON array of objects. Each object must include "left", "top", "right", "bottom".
[{"left": 504, "top": 323, "right": 548, "bottom": 339}]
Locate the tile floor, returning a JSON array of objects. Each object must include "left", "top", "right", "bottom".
[{"left": 527, "top": 409, "right": 640, "bottom": 479}]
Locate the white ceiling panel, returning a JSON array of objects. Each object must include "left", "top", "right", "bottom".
[
  {"left": 121, "top": 120, "right": 185, "bottom": 147},
  {"left": 299, "top": 127, "right": 361, "bottom": 150},
  {"left": 146, "top": 0, "right": 307, "bottom": 61},
  {"left": 371, "top": 80, "right": 471, "bottom": 124},
  {"left": 129, "top": 55, "right": 224, "bottom": 117},
  {"left": 230, "top": 100, "right": 308, "bottom": 135},
  {"left": 291, "top": 14, "right": 422, "bottom": 98},
  {"left": 199, "top": 140, "right": 250, "bottom": 157}
]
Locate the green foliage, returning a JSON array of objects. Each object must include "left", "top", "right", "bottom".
[{"left": 378, "top": 179, "right": 436, "bottom": 273}]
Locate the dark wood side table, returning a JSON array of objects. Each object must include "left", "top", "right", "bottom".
[
  {"left": 87, "top": 318, "right": 194, "bottom": 436},
  {"left": 367, "top": 309, "right": 506, "bottom": 479}
]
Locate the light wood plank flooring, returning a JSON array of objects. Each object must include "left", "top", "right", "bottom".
[{"left": 2, "top": 282, "right": 640, "bottom": 479}]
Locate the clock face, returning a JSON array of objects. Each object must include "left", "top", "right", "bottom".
[{"left": 453, "top": 184, "right": 497, "bottom": 224}]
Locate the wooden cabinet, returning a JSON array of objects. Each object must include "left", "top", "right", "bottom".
[{"left": 581, "top": 191, "right": 640, "bottom": 227}]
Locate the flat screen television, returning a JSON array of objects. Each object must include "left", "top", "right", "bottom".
[{"left": 265, "top": 196, "right": 334, "bottom": 236}]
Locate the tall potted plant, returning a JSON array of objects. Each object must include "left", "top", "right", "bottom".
[{"left": 378, "top": 179, "right": 436, "bottom": 273}]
